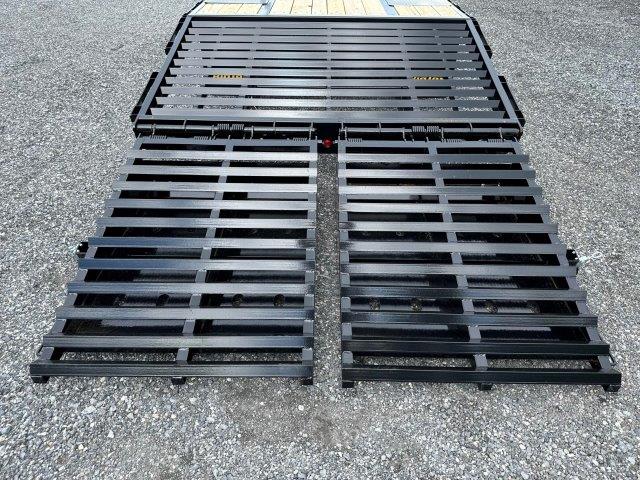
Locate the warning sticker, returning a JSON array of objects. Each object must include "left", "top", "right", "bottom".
[{"left": 212, "top": 74, "right": 244, "bottom": 79}]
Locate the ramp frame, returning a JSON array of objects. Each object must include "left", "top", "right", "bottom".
[
  {"left": 338, "top": 138, "right": 620, "bottom": 391},
  {"left": 31, "top": 136, "right": 317, "bottom": 384},
  {"left": 131, "top": 16, "right": 523, "bottom": 138}
]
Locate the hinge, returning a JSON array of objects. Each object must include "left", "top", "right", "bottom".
[
  {"left": 340, "top": 124, "right": 444, "bottom": 142},
  {"left": 411, "top": 125, "right": 444, "bottom": 141},
  {"left": 210, "top": 123, "right": 246, "bottom": 138},
  {"left": 335, "top": 123, "right": 522, "bottom": 142}
]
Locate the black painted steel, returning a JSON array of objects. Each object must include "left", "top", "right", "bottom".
[
  {"left": 30, "top": 137, "right": 317, "bottom": 384},
  {"left": 32, "top": 7, "right": 620, "bottom": 392},
  {"left": 132, "top": 16, "right": 522, "bottom": 137},
  {"left": 338, "top": 138, "right": 620, "bottom": 390}
]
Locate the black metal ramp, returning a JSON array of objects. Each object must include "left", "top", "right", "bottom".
[
  {"left": 338, "top": 137, "right": 620, "bottom": 390},
  {"left": 131, "top": 16, "right": 523, "bottom": 137},
  {"left": 30, "top": 136, "right": 317, "bottom": 384}
]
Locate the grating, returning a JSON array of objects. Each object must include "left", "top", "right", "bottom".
[
  {"left": 30, "top": 137, "right": 317, "bottom": 384},
  {"left": 132, "top": 16, "right": 522, "bottom": 136},
  {"left": 338, "top": 138, "right": 620, "bottom": 390}
]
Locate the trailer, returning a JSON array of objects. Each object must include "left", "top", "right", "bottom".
[{"left": 31, "top": 0, "right": 620, "bottom": 390}]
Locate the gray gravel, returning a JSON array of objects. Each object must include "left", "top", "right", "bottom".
[{"left": 1, "top": 0, "right": 639, "bottom": 478}]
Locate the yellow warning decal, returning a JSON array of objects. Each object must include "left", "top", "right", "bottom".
[
  {"left": 412, "top": 76, "right": 445, "bottom": 81},
  {"left": 212, "top": 74, "right": 244, "bottom": 79}
]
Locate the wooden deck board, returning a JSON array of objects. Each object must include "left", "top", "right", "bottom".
[
  {"left": 395, "top": 5, "right": 418, "bottom": 16},
  {"left": 236, "top": 3, "right": 262, "bottom": 14},
  {"left": 311, "top": 0, "right": 328, "bottom": 15},
  {"left": 197, "top": 3, "right": 222, "bottom": 14},
  {"left": 291, "top": 0, "right": 313, "bottom": 15},
  {"left": 344, "top": 0, "right": 366, "bottom": 15},
  {"left": 219, "top": 3, "right": 242, "bottom": 14},
  {"left": 415, "top": 5, "right": 438, "bottom": 16},
  {"left": 433, "top": 5, "right": 464, "bottom": 17},
  {"left": 270, "top": 0, "right": 294, "bottom": 14},
  {"left": 361, "top": 0, "right": 385, "bottom": 15},
  {"left": 327, "top": 0, "right": 346, "bottom": 15},
  {"left": 193, "top": 0, "right": 467, "bottom": 17}
]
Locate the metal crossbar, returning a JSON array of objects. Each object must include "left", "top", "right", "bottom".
[
  {"left": 132, "top": 16, "right": 522, "bottom": 137},
  {"left": 30, "top": 137, "right": 317, "bottom": 384},
  {"left": 338, "top": 139, "right": 620, "bottom": 391}
]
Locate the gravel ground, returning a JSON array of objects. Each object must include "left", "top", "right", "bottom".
[{"left": 1, "top": 0, "right": 639, "bottom": 478}]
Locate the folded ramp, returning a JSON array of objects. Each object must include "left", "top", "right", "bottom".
[
  {"left": 338, "top": 137, "right": 620, "bottom": 390},
  {"left": 31, "top": 136, "right": 317, "bottom": 384},
  {"left": 131, "top": 15, "right": 522, "bottom": 137}
]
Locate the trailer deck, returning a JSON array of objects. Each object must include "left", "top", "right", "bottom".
[{"left": 192, "top": 0, "right": 466, "bottom": 18}]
